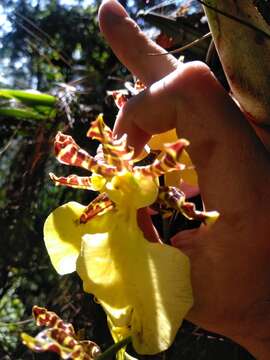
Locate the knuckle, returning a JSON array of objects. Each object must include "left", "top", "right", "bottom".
[{"left": 176, "top": 61, "right": 213, "bottom": 91}]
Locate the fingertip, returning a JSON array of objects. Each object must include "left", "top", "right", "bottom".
[
  {"left": 113, "top": 109, "right": 150, "bottom": 156},
  {"left": 98, "top": 0, "right": 177, "bottom": 85},
  {"left": 98, "top": 0, "right": 128, "bottom": 33},
  {"left": 182, "top": 60, "right": 210, "bottom": 75},
  {"left": 170, "top": 228, "right": 202, "bottom": 256},
  {"left": 170, "top": 61, "right": 213, "bottom": 97}
]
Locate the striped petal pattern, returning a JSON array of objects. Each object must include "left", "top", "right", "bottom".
[
  {"left": 87, "top": 114, "right": 134, "bottom": 169},
  {"left": 21, "top": 306, "right": 101, "bottom": 360},
  {"left": 134, "top": 139, "right": 188, "bottom": 178}
]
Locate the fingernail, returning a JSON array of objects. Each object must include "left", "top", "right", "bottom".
[{"left": 100, "top": 0, "right": 128, "bottom": 24}]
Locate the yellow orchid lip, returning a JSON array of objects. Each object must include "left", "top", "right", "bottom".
[{"left": 44, "top": 114, "right": 218, "bottom": 355}]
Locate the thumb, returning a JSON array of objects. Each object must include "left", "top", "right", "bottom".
[{"left": 114, "top": 62, "right": 268, "bottom": 214}]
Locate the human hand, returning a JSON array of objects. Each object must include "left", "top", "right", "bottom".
[{"left": 98, "top": 1, "right": 270, "bottom": 358}]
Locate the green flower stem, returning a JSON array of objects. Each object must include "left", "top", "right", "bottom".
[{"left": 97, "top": 337, "right": 132, "bottom": 360}]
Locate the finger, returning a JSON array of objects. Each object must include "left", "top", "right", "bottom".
[
  {"left": 113, "top": 62, "right": 208, "bottom": 153},
  {"left": 113, "top": 69, "right": 178, "bottom": 152},
  {"left": 98, "top": 0, "right": 178, "bottom": 86},
  {"left": 114, "top": 61, "right": 270, "bottom": 214},
  {"left": 170, "top": 228, "right": 205, "bottom": 257}
]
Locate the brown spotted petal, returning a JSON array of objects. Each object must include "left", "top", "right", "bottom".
[
  {"left": 87, "top": 114, "right": 113, "bottom": 142},
  {"left": 109, "top": 90, "right": 129, "bottom": 109},
  {"left": 33, "top": 306, "right": 75, "bottom": 335},
  {"left": 103, "top": 134, "right": 134, "bottom": 169},
  {"left": 151, "top": 186, "right": 185, "bottom": 218},
  {"left": 134, "top": 139, "right": 188, "bottom": 178},
  {"left": 54, "top": 132, "right": 117, "bottom": 177},
  {"left": 49, "top": 173, "right": 95, "bottom": 190},
  {"left": 94, "top": 142, "right": 130, "bottom": 172},
  {"left": 108, "top": 80, "right": 145, "bottom": 109},
  {"left": 21, "top": 306, "right": 101, "bottom": 360},
  {"left": 54, "top": 132, "right": 97, "bottom": 171},
  {"left": 134, "top": 79, "right": 146, "bottom": 92},
  {"left": 88, "top": 114, "right": 134, "bottom": 169},
  {"left": 180, "top": 202, "right": 219, "bottom": 224},
  {"left": 79, "top": 193, "right": 115, "bottom": 224},
  {"left": 153, "top": 186, "right": 219, "bottom": 224}
]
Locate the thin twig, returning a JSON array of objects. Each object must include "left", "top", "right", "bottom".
[
  {"left": 148, "top": 31, "right": 211, "bottom": 56},
  {"left": 15, "top": 10, "right": 72, "bottom": 64},
  {"left": 26, "top": 38, "right": 55, "bottom": 68},
  {"left": 0, "top": 318, "right": 33, "bottom": 327},
  {"left": 205, "top": 39, "right": 215, "bottom": 65},
  {"left": 141, "top": 0, "right": 180, "bottom": 16},
  {"left": 10, "top": 17, "right": 72, "bottom": 67},
  {"left": 0, "top": 122, "right": 22, "bottom": 158}
]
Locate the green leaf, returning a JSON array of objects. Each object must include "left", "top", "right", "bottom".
[
  {"left": 0, "top": 89, "right": 56, "bottom": 107},
  {"left": 0, "top": 108, "right": 54, "bottom": 120},
  {"left": 0, "top": 89, "right": 57, "bottom": 120}
]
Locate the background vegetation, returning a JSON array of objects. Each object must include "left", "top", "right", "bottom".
[{"left": 0, "top": 1, "right": 255, "bottom": 359}]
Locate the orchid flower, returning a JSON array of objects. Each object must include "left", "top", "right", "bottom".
[
  {"left": 44, "top": 115, "right": 218, "bottom": 355},
  {"left": 21, "top": 306, "right": 101, "bottom": 359}
]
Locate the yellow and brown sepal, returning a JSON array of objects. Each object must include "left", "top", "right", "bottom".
[{"left": 21, "top": 306, "right": 101, "bottom": 360}]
